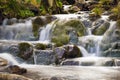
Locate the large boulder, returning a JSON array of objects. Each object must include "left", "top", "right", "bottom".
[
  {"left": 52, "top": 19, "right": 86, "bottom": 46},
  {"left": 54, "top": 45, "right": 83, "bottom": 65},
  {"left": 63, "top": 45, "right": 83, "bottom": 59}
]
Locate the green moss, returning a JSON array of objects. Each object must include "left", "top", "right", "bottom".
[
  {"left": 93, "top": 22, "right": 110, "bottom": 35},
  {"left": 18, "top": 42, "right": 33, "bottom": 60},
  {"left": 51, "top": 19, "right": 86, "bottom": 46},
  {"left": 52, "top": 34, "right": 69, "bottom": 47},
  {"left": 117, "top": 19, "right": 120, "bottom": 29},
  {"left": 35, "top": 43, "right": 46, "bottom": 50},
  {"left": 18, "top": 42, "right": 31, "bottom": 51},
  {"left": 32, "top": 17, "right": 45, "bottom": 38}
]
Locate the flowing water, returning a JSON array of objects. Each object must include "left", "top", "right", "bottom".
[{"left": 0, "top": 12, "right": 119, "bottom": 80}]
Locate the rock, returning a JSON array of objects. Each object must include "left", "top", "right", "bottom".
[
  {"left": 92, "top": 21, "right": 110, "bottom": 35},
  {"left": 7, "top": 65, "right": 27, "bottom": 75},
  {"left": 18, "top": 42, "right": 33, "bottom": 60},
  {"left": 0, "top": 57, "right": 8, "bottom": 67},
  {"left": 0, "top": 73, "right": 32, "bottom": 80},
  {"left": 34, "top": 50, "right": 55, "bottom": 65},
  {"left": 63, "top": 45, "right": 83, "bottom": 59},
  {"left": 61, "top": 57, "right": 118, "bottom": 66},
  {"left": 69, "top": 30, "right": 79, "bottom": 44},
  {"left": 52, "top": 19, "right": 86, "bottom": 46},
  {"left": 54, "top": 47, "right": 66, "bottom": 59},
  {"left": 68, "top": 6, "right": 80, "bottom": 13},
  {"left": 50, "top": 77, "right": 63, "bottom": 80},
  {"left": 66, "top": 0, "right": 75, "bottom": 5},
  {"left": 34, "top": 43, "right": 46, "bottom": 50}
]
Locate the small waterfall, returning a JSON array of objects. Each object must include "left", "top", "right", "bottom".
[
  {"left": 0, "top": 20, "right": 33, "bottom": 40},
  {"left": 0, "top": 53, "right": 19, "bottom": 65},
  {"left": 78, "top": 46, "right": 89, "bottom": 57},
  {"left": 79, "top": 35, "right": 103, "bottom": 56},
  {"left": 87, "top": 28, "right": 92, "bottom": 35},
  {"left": 33, "top": 49, "right": 37, "bottom": 64},
  {"left": 39, "top": 21, "right": 55, "bottom": 42}
]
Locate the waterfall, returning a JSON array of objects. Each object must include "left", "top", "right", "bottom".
[
  {"left": 39, "top": 21, "right": 55, "bottom": 42},
  {"left": 0, "top": 20, "right": 33, "bottom": 40},
  {"left": 0, "top": 53, "right": 19, "bottom": 65},
  {"left": 78, "top": 46, "right": 89, "bottom": 57}
]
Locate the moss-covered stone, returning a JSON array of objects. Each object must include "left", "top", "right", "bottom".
[
  {"left": 52, "top": 19, "right": 86, "bottom": 45},
  {"left": 18, "top": 42, "right": 33, "bottom": 60},
  {"left": 52, "top": 34, "right": 69, "bottom": 47},
  {"left": 32, "top": 17, "right": 45, "bottom": 38},
  {"left": 117, "top": 19, "right": 120, "bottom": 29},
  {"left": 93, "top": 22, "right": 110, "bottom": 35},
  {"left": 35, "top": 43, "right": 46, "bottom": 50}
]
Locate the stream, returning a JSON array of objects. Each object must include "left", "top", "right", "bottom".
[{"left": 0, "top": 11, "right": 120, "bottom": 80}]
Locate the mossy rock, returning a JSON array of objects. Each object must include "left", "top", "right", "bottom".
[
  {"left": 35, "top": 43, "right": 46, "bottom": 50},
  {"left": 32, "top": 17, "right": 45, "bottom": 38},
  {"left": 52, "top": 34, "right": 69, "bottom": 47},
  {"left": 109, "top": 14, "right": 118, "bottom": 21},
  {"left": 18, "top": 42, "right": 33, "bottom": 60},
  {"left": 63, "top": 45, "right": 83, "bottom": 59},
  {"left": 93, "top": 22, "right": 110, "bottom": 35},
  {"left": 89, "top": 13, "right": 101, "bottom": 21},
  {"left": 117, "top": 19, "right": 120, "bottom": 29},
  {"left": 52, "top": 19, "right": 86, "bottom": 45}
]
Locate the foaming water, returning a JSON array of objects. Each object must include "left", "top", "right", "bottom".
[
  {"left": 0, "top": 20, "right": 33, "bottom": 40},
  {"left": 0, "top": 53, "right": 19, "bottom": 65},
  {"left": 79, "top": 35, "right": 103, "bottom": 56},
  {"left": 39, "top": 21, "right": 56, "bottom": 42}
]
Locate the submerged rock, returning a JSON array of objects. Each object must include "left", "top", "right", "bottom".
[
  {"left": 0, "top": 73, "right": 32, "bottom": 80},
  {"left": 61, "top": 57, "right": 118, "bottom": 66},
  {"left": 7, "top": 65, "right": 27, "bottom": 75}
]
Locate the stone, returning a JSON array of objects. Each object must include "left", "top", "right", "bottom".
[
  {"left": 92, "top": 21, "right": 110, "bottom": 35},
  {"left": 7, "top": 65, "right": 27, "bottom": 75},
  {"left": 34, "top": 50, "right": 55, "bottom": 65},
  {"left": 18, "top": 42, "right": 33, "bottom": 60},
  {"left": 63, "top": 45, "right": 83, "bottom": 59}
]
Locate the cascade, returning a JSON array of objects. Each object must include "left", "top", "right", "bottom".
[
  {"left": 0, "top": 53, "right": 19, "bottom": 65},
  {"left": 39, "top": 22, "right": 54, "bottom": 42},
  {"left": 0, "top": 20, "right": 33, "bottom": 40}
]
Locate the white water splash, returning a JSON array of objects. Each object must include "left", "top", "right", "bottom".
[{"left": 0, "top": 53, "right": 19, "bottom": 65}]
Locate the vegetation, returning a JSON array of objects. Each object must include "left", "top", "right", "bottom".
[
  {"left": 109, "top": 2, "right": 120, "bottom": 21},
  {"left": 18, "top": 42, "right": 33, "bottom": 60},
  {"left": 51, "top": 19, "right": 86, "bottom": 46},
  {"left": 35, "top": 43, "right": 46, "bottom": 50},
  {"left": 0, "top": 0, "right": 63, "bottom": 19}
]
